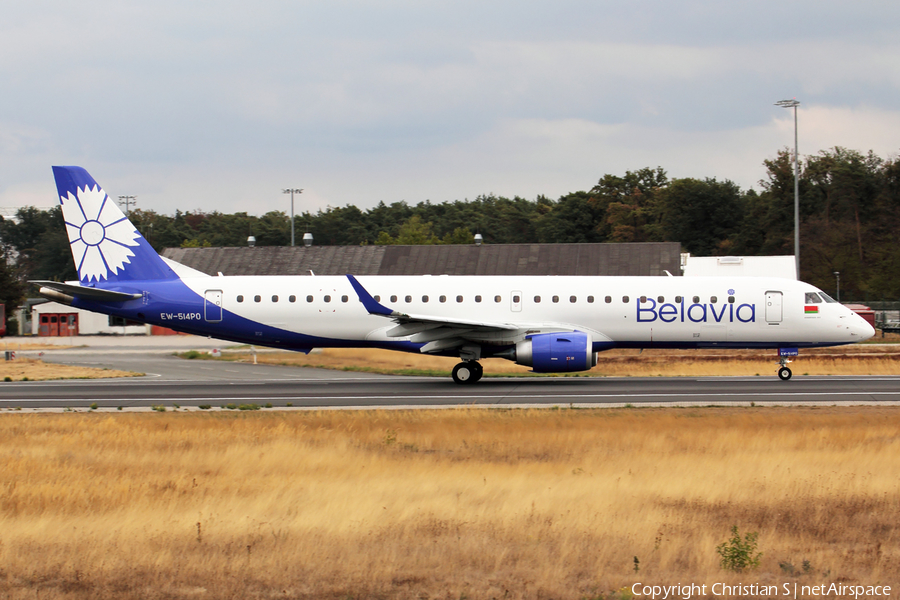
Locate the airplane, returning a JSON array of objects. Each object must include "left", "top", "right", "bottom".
[{"left": 33, "top": 166, "right": 875, "bottom": 383}]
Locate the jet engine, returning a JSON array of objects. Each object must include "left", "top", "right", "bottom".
[{"left": 513, "top": 332, "right": 597, "bottom": 373}]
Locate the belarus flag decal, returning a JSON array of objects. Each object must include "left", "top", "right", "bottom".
[{"left": 805, "top": 305, "right": 819, "bottom": 314}]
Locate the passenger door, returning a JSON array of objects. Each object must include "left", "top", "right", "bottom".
[
  {"left": 765, "top": 291, "right": 783, "bottom": 323},
  {"left": 204, "top": 290, "right": 223, "bottom": 322}
]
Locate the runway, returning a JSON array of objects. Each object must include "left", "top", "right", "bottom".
[{"left": 2, "top": 350, "right": 900, "bottom": 409}]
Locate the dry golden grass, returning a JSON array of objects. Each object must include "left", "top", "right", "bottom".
[
  {"left": 1, "top": 341, "right": 76, "bottom": 351},
  {"left": 1, "top": 408, "right": 898, "bottom": 599},
  {"left": 0, "top": 358, "right": 140, "bottom": 381},
  {"left": 220, "top": 345, "right": 900, "bottom": 377}
]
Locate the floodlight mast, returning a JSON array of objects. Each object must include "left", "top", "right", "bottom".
[
  {"left": 775, "top": 98, "right": 800, "bottom": 278},
  {"left": 282, "top": 188, "right": 303, "bottom": 247}
]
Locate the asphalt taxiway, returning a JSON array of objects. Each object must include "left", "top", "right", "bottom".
[{"left": 2, "top": 341, "right": 900, "bottom": 409}]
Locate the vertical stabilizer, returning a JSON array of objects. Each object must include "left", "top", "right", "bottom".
[{"left": 51, "top": 166, "right": 177, "bottom": 283}]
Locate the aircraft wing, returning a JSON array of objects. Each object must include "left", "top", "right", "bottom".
[{"left": 347, "top": 274, "right": 575, "bottom": 353}]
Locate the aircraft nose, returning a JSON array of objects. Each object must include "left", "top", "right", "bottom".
[{"left": 850, "top": 315, "right": 875, "bottom": 341}]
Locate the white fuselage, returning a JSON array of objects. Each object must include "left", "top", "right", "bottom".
[{"left": 175, "top": 274, "right": 873, "bottom": 350}]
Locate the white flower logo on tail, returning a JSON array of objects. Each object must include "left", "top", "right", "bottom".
[{"left": 61, "top": 185, "right": 140, "bottom": 282}]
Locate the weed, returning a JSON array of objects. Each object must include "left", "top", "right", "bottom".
[
  {"left": 225, "top": 404, "right": 237, "bottom": 410},
  {"left": 716, "top": 525, "right": 762, "bottom": 572},
  {"left": 181, "top": 350, "right": 202, "bottom": 360},
  {"left": 89, "top": 403, "right": 98, "bottom": 410},
  {"left": 286, "top": 402, "right": 293, "bottom": 407},
  {"left": 3, "top": 376, "right": 11, "bottom": 382},
  {"left": 265, "top": 402, "right": 273, "bottom": 408},
  {"left": 173, "top": 403, "right": 180, "bottom": 409},
  {"left": 238, "top": 404, "right": 260, "bottom": 411},
  {"left": 198, "top": 405, "right": 211, "bottom": 410},
  {"left": 384, "top": 429, "right": 397, "bottom": 446},
  {"left": 633, "top": 556, "right": 640, "bottom": 573},
  {"left": 117, "top": 406, "right": 123, "bottom": 411},
  {"left": 151, "top": 405, "right": 166, "bottom": 412},
  {"left": 21, "top": 376, "right": 28, "bottom": 381}
]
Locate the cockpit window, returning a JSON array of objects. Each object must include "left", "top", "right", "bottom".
[
  {"left": 818, "top": 292, "right": 838, "bottom": 303},
  {"left": 805, "top": 292, "right": 822, "bottom": 304}
]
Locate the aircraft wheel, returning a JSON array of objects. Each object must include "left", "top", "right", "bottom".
[
  {"left": 778, "top": 367, "right": 792, "bottom": 381},
  {"left": 470, "top": 362, "right": 483, "bottom": 383},
  {"left": 452, "top": 362, "right": 478, "bottom": 384}
]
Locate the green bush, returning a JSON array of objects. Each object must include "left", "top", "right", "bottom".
[{"left": 716, "top": 525, "right": 762, "bottom": 572}]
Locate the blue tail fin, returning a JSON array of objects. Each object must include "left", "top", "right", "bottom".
[{"left": 52, "top": 166, "right": 177, "bottom": 283}]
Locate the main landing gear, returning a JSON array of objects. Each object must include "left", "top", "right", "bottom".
[{"left": 452, "top": 361, "right": 483, "bottom": 384}]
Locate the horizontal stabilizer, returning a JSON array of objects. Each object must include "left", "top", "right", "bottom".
[{"left": 32, "top": 280, "right": 142, "bottom": 302}]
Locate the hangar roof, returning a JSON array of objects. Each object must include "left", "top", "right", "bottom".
[{"left": 161, "top": 242, "right": 681, "bottom": 277}]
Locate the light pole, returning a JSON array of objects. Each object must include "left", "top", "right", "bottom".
[
  {"left": 775, "top": 99, "right": 800, "bottom": 278},
  {"left": 282, "top": 188, "right": 303, "bottom": 247},
  {"left": 118, "top": 195, "right": 137, "bottom": 216},
  {"left": 834, "top": 271, "right": 840, "bottom": 303}
]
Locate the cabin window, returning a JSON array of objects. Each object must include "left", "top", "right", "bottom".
[
  {"left": 254, "top": 295, "right": 261, "bottom": 303},
  {"left": 324, "top": 295, "right": 331, "bottom": 303},
  {"left": 439, "top": 295, "right": 446, "bottom": 303},
  {"left": 675, "top": 296, "right": 682, "bottom": 303},
  {"left": 390, "top": 295, "right": 398, "bottom": 303},
  {"left": 475, "top": 295, "right": 482, "bottom": 303},
  {"left": 236, "top": 295, "right": 244, "bottom": 303},
  {"left": 728, "top": 296, "right": 735, "bottom": 304},
  {"left": 456, "top": 295, "right": 464, "bottom": 303},
  {"left": 374, "top": 295, "right": 381, "bottom": 302},
  {"left": 534, "top": 296, "right": 541, "bottom": 303},
  {"left": 512, "top": 295, "right": 520, "bottom": 303},
  {"left": 289, "top": 295, "right": 296, "bottom": 303},
  {"left": 605, "top": 296, "right": 612, "bottom": 303},
  {"left": 494, "top": 295, "right": 502, "bottom": 303},
  {"left": 587, "top": 296, "right": 594, "bottom": 303},
  {"left": 342, "top": 295, "right": 348, "bottom": 303},
  {"left": 710, "top": 296, "right": 717, "bottom": 304},
  {"left": 570, "top": 296, "right": 577, "bottom": 303},
  {"left": 657, "top": 296, "right": 664, "bottom": 303},
  {"left": 692, "top": 296, "right": 700, "bottom": 304},
  {"left": 307, "top": 295, "right": 313, "bottom": 303},
  {"left": 552, "top": 295, "right": 559, "bottom": 303},
  {"left": 640, "top": 296, "right": 647, "bottom": 303},
  {"left": 819, "top": 292, "right": 838, "bottom": 303},
  {"left": 422, "top": 295, "right": 429, "bottom": 302},
  {"left": 272, "top": 295, "right": 278, "bottom": 302},
  {"left": 405, "top": 295, "right": 412, "bottom": 303},
  {"left": 622, "top": 296, "right": 629, "bottom": 303},
  {"left": 805, "top": 292, "right": 822, "bottom": 304}
]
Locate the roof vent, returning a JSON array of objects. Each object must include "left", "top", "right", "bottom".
[
  {"left": 474, "top": 233, "right": 483, "bottom": 246},
  {"left": 303, "top": 232, "right": 314, "bottom": 247},
  {"left": 247, "top": 236, "right": 256, "bottom": 247}
]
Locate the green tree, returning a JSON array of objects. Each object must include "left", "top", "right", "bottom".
[{"left": 657, "top": 178, "right": 744, "bottom": 256}]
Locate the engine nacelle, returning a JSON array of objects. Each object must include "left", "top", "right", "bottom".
[{"left": 515, "top": 332, "right": 598, "bottom": 373}]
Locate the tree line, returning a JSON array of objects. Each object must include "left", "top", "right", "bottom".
[{"left": 2, "top": 146, "right": 899, "bottom": 326}]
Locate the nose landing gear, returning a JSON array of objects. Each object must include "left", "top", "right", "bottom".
[
  {"left": 776, "top": 348, "right": 796, "bottom": 380},
  {"left": 452, "top": 361, "right": 483, "bottom": 384}
]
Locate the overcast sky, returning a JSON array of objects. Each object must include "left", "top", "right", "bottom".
[{"left": 2, "top": 0, "right": 899, "bottom": 217}]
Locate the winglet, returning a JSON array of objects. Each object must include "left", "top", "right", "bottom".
[{"left": 347, "top": 275, "right": 395, "bottom": 316}]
